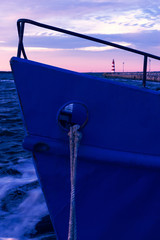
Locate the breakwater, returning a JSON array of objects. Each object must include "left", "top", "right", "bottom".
[{"left": 103, "top": 72, "right": 160, "bottom": 82}]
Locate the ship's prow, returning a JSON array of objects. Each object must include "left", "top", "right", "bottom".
[
  {"left": 10, "top": 19, "right": 160, "bottom": 240},
  {"left": 11, "top": 56, "right": 160, "bottom": 240}
]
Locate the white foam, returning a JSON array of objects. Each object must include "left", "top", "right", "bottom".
[{"left": 0, "top": 187, "right": 48, "bottom": 239}]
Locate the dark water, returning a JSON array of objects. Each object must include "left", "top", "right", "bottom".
[
  {"left": 1, "top": 72, "right": 160, "bottom": 240},
  {"left": 0, "top": 74, "right": 56, "bottom": 240}
]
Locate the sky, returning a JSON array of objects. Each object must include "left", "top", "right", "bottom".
[{"left": 0, "top": 0, "right": 160, "bottom": 72}]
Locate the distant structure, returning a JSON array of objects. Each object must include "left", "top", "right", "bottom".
[
  {"left": 149, "top": 59, "right": 151, "bottom": 73},
  {"left": 112, "top": 59, "right": 115, "bottom": 73}
]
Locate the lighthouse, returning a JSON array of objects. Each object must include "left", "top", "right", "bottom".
[{"left": 112, "top": 59, "right": 115, "bottom": 73}]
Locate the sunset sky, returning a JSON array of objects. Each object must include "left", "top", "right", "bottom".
[{"left": 0, "top": 0, "right": 160, "bottom": 72}]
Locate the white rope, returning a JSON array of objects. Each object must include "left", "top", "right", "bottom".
[{"left": 68, "top": 124, "right": 82, "bottom": 240}]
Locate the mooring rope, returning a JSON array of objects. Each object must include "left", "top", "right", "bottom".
[{"left": 68, "top": 124, "right": 82, "bottom": 240}]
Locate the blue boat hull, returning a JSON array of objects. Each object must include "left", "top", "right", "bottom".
[{"left": 11, "top": 57, "right": 160, "bottom": 240}]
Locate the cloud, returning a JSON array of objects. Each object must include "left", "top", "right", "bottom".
[
  {"left": 74, "top": 42, "right": 131, "bottom": 51},
  {"left": 1, "top": 0, "right": 160, "bottom": 70},
  {"left": 19, "top": 28, "right": 160, "bottom": 51},
  {"left": 75, "top": 46, "right": 114, "bottom": 51},
  {"left": 1, "top": 41, "right": 129, "bottom": 53},
  {"left": 1, "top": 0, "right": 160, "bottom": 36}
]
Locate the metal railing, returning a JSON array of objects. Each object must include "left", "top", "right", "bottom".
[{"left": 17, "top": 18, "right": 160, "bottom": 87}]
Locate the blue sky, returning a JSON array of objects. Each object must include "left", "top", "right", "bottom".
[{"left": 0, "top": 0, "right": 160, "bottom": 71}]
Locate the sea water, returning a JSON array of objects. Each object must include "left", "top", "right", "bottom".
[
  {"left": 1, "top": 73, "right": 160, "bottom": 240},
  {"left": 0, "top": 74, "right": 55, "bottom": 240}
]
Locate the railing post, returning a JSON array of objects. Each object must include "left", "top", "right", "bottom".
[
  {"left": 17, "top": 22, "right": 25, "bottom": 58},
  {"left": 143, "top": 55, "right": 148, "bottom": 87}
]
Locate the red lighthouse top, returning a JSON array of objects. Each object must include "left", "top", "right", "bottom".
[{"left": 112, "top": 59, "right": 115, "bottom": 73}]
